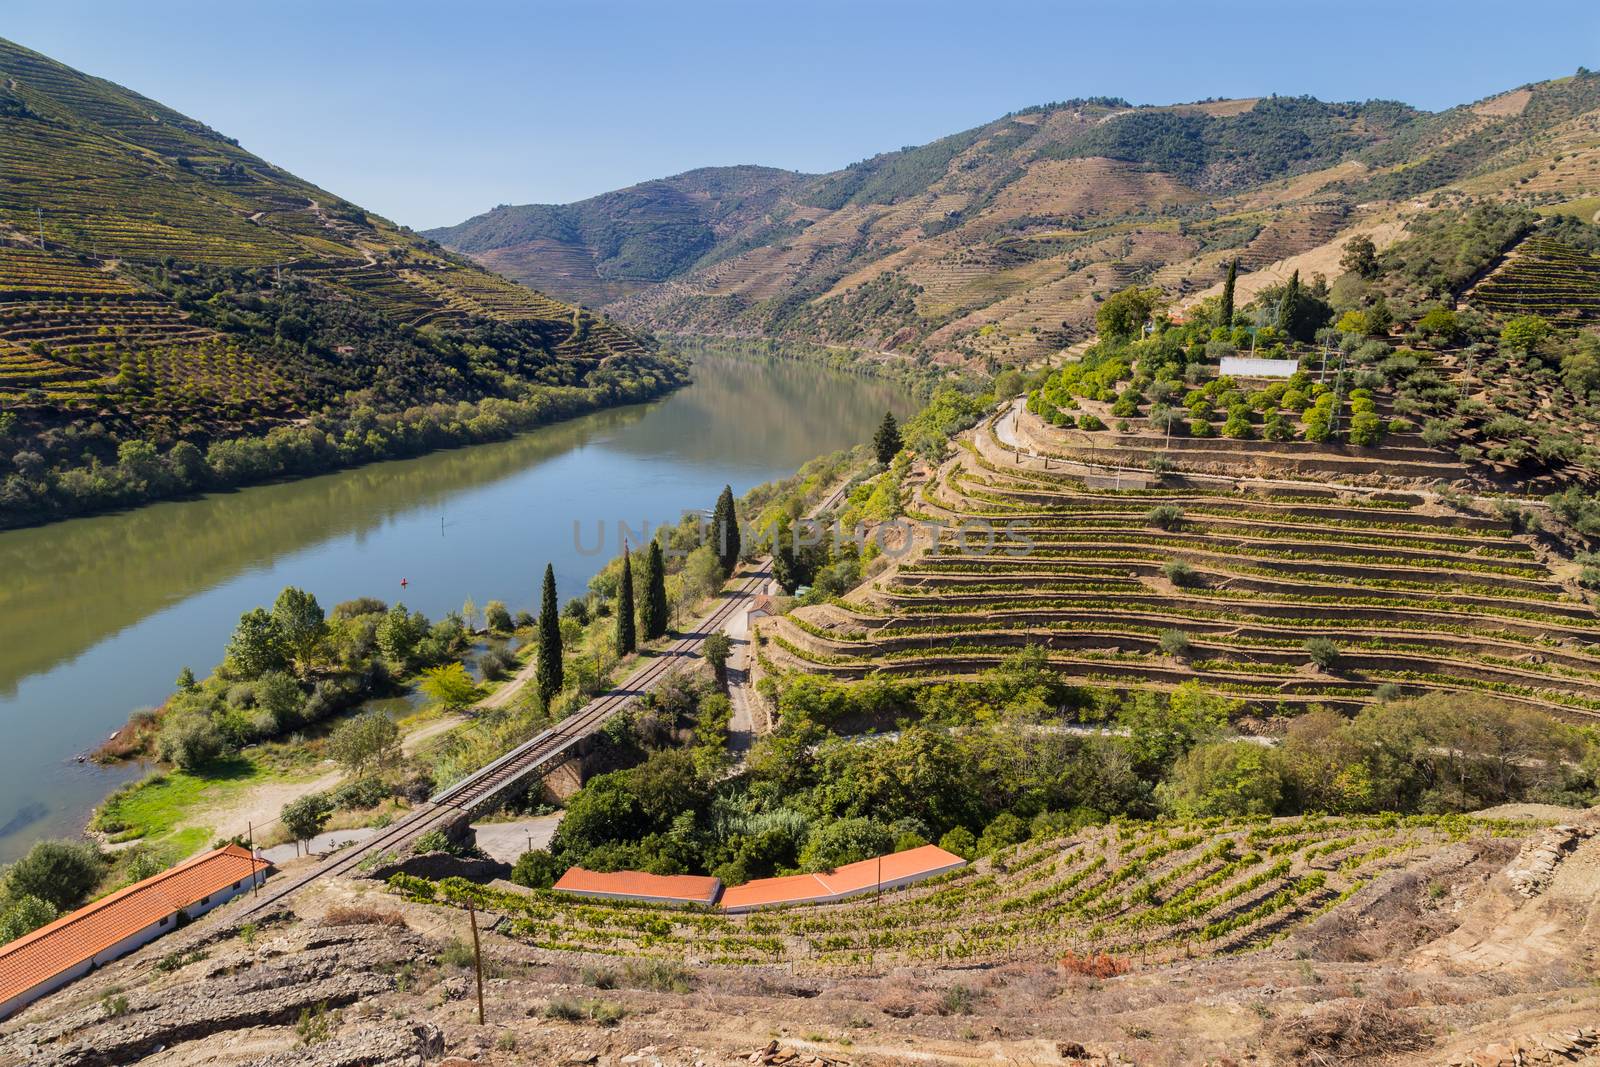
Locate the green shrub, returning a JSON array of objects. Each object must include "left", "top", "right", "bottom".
[
  {"left": 1158, "top": 629, "right": 1193, "bottom": 658},
  {"left": 1145, "top": 505, "right": 1185, "bottom": 531}
]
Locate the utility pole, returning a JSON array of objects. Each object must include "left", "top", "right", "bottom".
[
  {"left": 248, "top": 821, "right": 259, "bottom": 898},
  {"left": 467, "top": 898, "right": 486, "bottom": 1024}
]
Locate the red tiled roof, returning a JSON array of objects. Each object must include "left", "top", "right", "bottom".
[
  {"left": 553, "top": 867, "right": 721, "bottom": 905},
  {"left": 720, "top": 845, "right": 965, "bottom": 911},
  {"left": 0, "top": 843, "right": 269, "bottom": 1006}
]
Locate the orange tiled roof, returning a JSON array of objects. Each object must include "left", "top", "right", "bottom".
[
  {"left": 553, "top": 867, "right": 721, "bottom": 905},
  {"left": 0, "top": 843, "right": 268, "bottom": 1006},
  {"left": 720, "top": 844, "right": 965, "bottom": 910}
]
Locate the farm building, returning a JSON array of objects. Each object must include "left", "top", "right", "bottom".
[
  {"left": 549, "top": 845, "right": 966, "bottom": 912},
  {"left": 0, "top": 843, "right": 270, "bottom": 1020},
  {"left": 719, "top": 844, "right": 966, "bottom": 912},
  {"left": 1219, "top": 356, "right": 1301, "bottom": 378},
  {"left": 552, "top": 868, "right": 722, "bottom": 906}
]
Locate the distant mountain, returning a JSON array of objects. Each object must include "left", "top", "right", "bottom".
[
  {"left": 425, "top": 166, "right": 808, "bottom": 307},
  {"left": 0, "top": 37, "right": 680, "bottom": 524},
  {"left": 432, "top": 78, "right": 1600, "bottom": 368}
]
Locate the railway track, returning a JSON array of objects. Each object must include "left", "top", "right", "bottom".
[{"left": 236, "top": 566, "right": 769, "bottom": 916}]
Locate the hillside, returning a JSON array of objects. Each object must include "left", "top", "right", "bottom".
[
  {"left": 426, "top": 166, "right": 808, "bottom": 308},
  {"left": 3, "top": 808, "right": 1596, "bottom": 1065},
  {"left": 432, "top": 75, "right": 1600, "bottom": 369},
  {"left": 0, "top": 36, "right": 682, "bottom": 526}
]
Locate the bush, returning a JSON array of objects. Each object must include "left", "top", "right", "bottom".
[
  {"left": 511, "top": 848, "right": 560, "bottom": 889},
  {"left": 1161, "top": 558, "right": 1202, "bottom": 587},
  {"left": 976, "top": 812, "right": 1029, "bottom": 856},
  {"left": 329, "top": 777, "right": 388, "bottom": 811},
  {"left": 7, "top": 840, "right": 103, "bottom": 911},
  {"left": 1077, "top": 413, "right": 1106, "bottom": 431},
  {"left": 1303, "top": 637, "right": 1341, "bottom": 670},
  {"left": 1158, "top": 629, "right": 1193, "bottom": 658},
  {"left": 622, "top": 959, "right": 694, "bottom": 993},
  {"left": 938, "top": 826, "right": 977, "bottom": 860},
  {"left": 156, "top": 711, "right": 226, "bottom": 771},
  {"left": 477, "top": 645, "right": 517, "bottom": 682},
  {"left": 1145, "top": 504, "right": 1184, "bottom": 531}
]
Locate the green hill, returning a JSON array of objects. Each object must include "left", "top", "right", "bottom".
[{"left": 0, "top": 36, "right": 682, "bottom": 526}]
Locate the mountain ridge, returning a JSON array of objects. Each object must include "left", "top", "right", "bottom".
[{"left": 430, "top": 75, "right": 1600, "bottom": 369}]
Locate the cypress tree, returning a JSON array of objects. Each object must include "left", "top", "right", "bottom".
[
  {"left": 1219, "top": 258, "right": 1237, "bottom": 329},
  {"left": 711, "top": 485, "right": 740, "bottom": 575},
  {"left": 873, "top": 411, "right": 903, "bottom": 465},
  {"left": 536, "top": 563, "right": 562, "bottom": 705},
  {"left": 642, "top": 540, "right": 669, "bottom": 640},
  {"left": 1277, "top": 269, "right": 1301, "bottom": 334},
  {"left": 616, "top": 547, "right": 637, "bottom": 656}
]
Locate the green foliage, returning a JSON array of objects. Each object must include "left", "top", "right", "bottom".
[
  {"left": 327, "top": 710, "right": 400, "bottom": 778},
  {"left": 1158, "top": 742, "right": 1283, "bottom": 818},
  {"left": 6, "top": 839, "right": 103, "bottom": 911},
  {"left": 0, "top": 895, "right": 56, "bottom": 945},
  {"left": 420, "top": 662, "right": 481, "bottom": 709},
  {"left": 641, "top": 542, "right": 669, "bottom": 641},
  {"left": 1096, "top": 286, "right": 1162, "bottom": 341},
  {"left": 711, "top": 485, "right": 741, "bottom": 574},
  {"left": 873, "top": 411, "right": 903, "bottom": 465},
  {"left": 615, "top": 549, "right": 637, "bottom": 656},
  {"left": 1219, "top": 258, "right": 1238, "bottom": 327},
  {"left": 702, "top": 632, "right": 733, "bottom": 686},
  {"left": 1303, "top": 637, "right": 1342, "bottom": 670},
  {"left": 271, "top": 587, "right": 326, "bottom": 670},
  {"left": 538, "top": 564, "right": 563, "bottom": 705},
  {"left": 511, "top": 849, "right": 560, "bottom": 889},
  {"left": 280, "top": 792, "right": 333, "bottom": 843},
  {"left": 224, "top": 608, "right": 286, "bottom": 680},
  {"left": 800, "top": 817, "right": 894, "bottom": 871},
  {"left": 1499, "top": 314, "right": 1551, "bottom": 353},
  {"left": 1145, "top": 504, "right": 1184, "bottom": 531}
]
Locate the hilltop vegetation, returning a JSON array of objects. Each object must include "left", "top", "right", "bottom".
[{"left": 0, "top": 36, "right": 682, "bottom": 526}]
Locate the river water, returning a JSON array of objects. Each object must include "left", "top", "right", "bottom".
[{"left": 0, "top": 351, "right": 915, "bottom": 860}]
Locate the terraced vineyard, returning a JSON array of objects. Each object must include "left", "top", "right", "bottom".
[
  {"left": 1469, "top": 235, "right": 1600, "bottom": 319},
  {"left": 390, "top": 814, "right": 1513, "bottom": 970},
  {"left": 762, "top": 407, "right": 1600, "bottom": 719},
  {"left": 0, "top": 36, "right": 678, "bottom": 517}
]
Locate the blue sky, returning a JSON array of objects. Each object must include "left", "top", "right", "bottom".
[{"left": 7, "top": 1, "right": 1599, "bottom": 229}]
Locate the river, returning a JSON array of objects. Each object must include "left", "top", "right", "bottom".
[{"left": 0, "top": 351, "right": 916, "bottom": 861}]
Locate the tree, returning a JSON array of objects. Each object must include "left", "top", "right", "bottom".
[
  {"left": 271, "top": 587, "right": 326, "bottom": 670},
  {"left": 484, "top": 600, "right": 513, "bottom": 632},
  {"left": 711, "top": 485, "right": 740, "bottom": 574},
  {"left": 1340, "top": 234, "right": 1380, "bottom": 279},
  {"left": 376, "top": 603, "right": 426, "bottom": 666},
  {"left": 1117, "top": 682, "right": 1235, "bottom": 774},
  {"left": 225, "top": 608, "right": 285, "bottom": 679},
  {"left": 420, "top": 662, "right": 480, "bottom": 709},
  {"left": 615, "top": 548, "right": 637, "bottom": 656},
  {"left": 703, "top": 632, "right": 733, "bottom": 687},
  {"left": 328, "top": 710, "right": 401, "bottom": 778},
  {"left": 873, "top": 411, "right": 903, "bottom": 465},
  {"left": 1218, "top": 258, "right": 1238, "bottom": 328},
  {"left": 1500, "top": 314, "right": 1551, "bottom": 354},
  {"left": 0, "top": 895, "right": 55, "bottom": 945},
  {"left": 641, "top": 541, "right": 669, "bottom": 641},
  {"left": 537, "top": 564, "right": 563, "bottom": 705},
  {"left": 1158, "top": 741, "right": 1284, "bottom": 818},
  {"left": 1096, "top": 285, "right": 1161, "bottom": 341},
  {"left": 7, "top": 840, "right": 103, "bottom": 911},
  {"left": 280, "top": 792, "right": 333, "bottom": 847}
]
